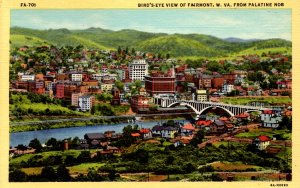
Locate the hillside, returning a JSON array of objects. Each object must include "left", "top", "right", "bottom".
[{"left": 10, "top": 27, "right": 292, "bottom": 58}]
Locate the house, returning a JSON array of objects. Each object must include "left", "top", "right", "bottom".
[
  {"left": 196, "top": 120, "right": 212, "bottom": 131},
  {"left": 161, "top": 127, "right": 178, "bottom": 139},
  {"left": 152, "top": 125, "right": 164, "bottom": 137},
  {"left": 252, "top": 135, "right": 271, "bottom": 150},
  {"left": 211, "top": 120, "right": 226, "bottom": 134},
  {"left": 84, "top": 133, "right": 106, "bottom": 146},
  {"left": 101, "top": 83, "right": 114, "bottom": 93},
  {"left": 139, "top": 128, "right": 152, "bottom": 139},
  {"left": 235, "top": 113, "right": 250, "bottom": 123},
  {"left": 181, "top": 123, "right": 195, "bottom": 136}
]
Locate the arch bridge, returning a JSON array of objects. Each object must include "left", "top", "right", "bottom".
[{"left": 154, "top": 98, "right": 269, "bottom": 117}]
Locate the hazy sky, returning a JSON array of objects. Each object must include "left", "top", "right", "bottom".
[{"left": 11, "top": 9, "right": 291, "bottom": 40}]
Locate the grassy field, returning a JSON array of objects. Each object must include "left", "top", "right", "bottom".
[
  {"left": 179, "top": 47, "right": 291, "bottom": 61},
  {"left": 210, "top": 161, "right": 265, "bottom": 172},
  {"left": 234, "top": 128, "right": 291, "bottom": 140},
  {"left": 213, "top": 141, "right": 247, "bottom": 148},
  {"left": 21, "top": 167, "right": 43, "bottom": 175},
  {"left": 10, "top": 149, "right": 99, "bottom": 166},
  {"left": 220, "top": 96, "right": 292, "bottom": 105},
  {"left": 10, "top": 34, "right": 50, "bottom": 48},
  {"left": 68, "top": 162, "right": 106, "bottom": 174},
  {"left": 20, "top": 162, "right": 106, "bottom": 175}
]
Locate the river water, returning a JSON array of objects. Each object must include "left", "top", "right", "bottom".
[{"left": 10, "top": 120, "right": 188, "bottom": 147}]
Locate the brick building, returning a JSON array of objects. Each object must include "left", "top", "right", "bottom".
[
  {"left": 131, "top": 95, "right": 150, "bottom": 112},
  {"left": 145, "top": 74, "right": 175, "bottom": 96}
]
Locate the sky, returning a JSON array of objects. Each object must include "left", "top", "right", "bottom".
[{"left": 11, "top": 9, "right": 291, "bottom": 40}]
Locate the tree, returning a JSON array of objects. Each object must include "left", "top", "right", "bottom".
[
  {"left": 77, "top": 150, "right": 91, "bottom": 163},
  {"left": 29, "top": 138, "right": 42, "bottom": 152},
  {"left": 46, "top": 138, "right": 58, "bottom": 149},
  {"left": 108, "top": 169, "right": 118, "bottom": 181},
  {"left": 131, "top": 48, "right": 136, "bottom": 55},
  {"left": 41, "top": 166, "right": 57, "bottom": 181},
  {"left": 166, "top": 53, "right": 170, "bottom": 59},
  {"left": 211, "top": 173, "right": 223, "bottom": 181},
  {"left": 114, "top": 80, "right": 124, "bottom": 91},
  {"left": 279, "top": 116, "right": 292, "bottom": 131},
  {"left": 227, "top": 90, "right": 240, "bottom": 97},
  {"left": 64, "top": 155, "right": 77, "bottom": 166},
  {"left": 56, "top": 164, "right": 71, "bottom": 181},
  {"left": 190, "top": 130, "right": 205, "bottom": 147},
  {"left": 16, "top": 144, "right": 28, "bottom": 154},
  {"left": 86, "top": 168, "right": 106, "bottom": 181},
  {"left": 117, "top": 46, "right": 122, "bottom": 55},
  {"left": 9, "top": 169, "right": 28, "bottom": 182}
]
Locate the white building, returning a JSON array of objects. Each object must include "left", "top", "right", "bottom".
[
  {"left": 222, "top": 83, "right": 234, "bottom": 94},
  {"left": 77, "top": 95, "right": 95, "bottom": 112},
  {"left": 261, "top": 110, "right": 282, "bottom": 128},
  {"left": 71, "top": 74, "right": 83, "bottom": 82},
  {"left": 253, "top": 135, "right": 271, "bottom": 150},
  {"left": 21, "top": 75, "right": 35, "bottom": 81},
  {"left": 129, "top": 59, "right": 148, "bottom": 81}
]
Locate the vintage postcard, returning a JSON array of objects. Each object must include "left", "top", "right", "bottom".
[{"left": 0, "top": 0, "right": 299, "bottom": 188}]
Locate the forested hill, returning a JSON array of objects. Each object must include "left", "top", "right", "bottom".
[{"left": 10, "top": 27, "right": 291, "bottom": 57}]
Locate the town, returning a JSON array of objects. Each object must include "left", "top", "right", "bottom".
[{"left": 9, "top": 43, "right": 292, "bottom": 182}]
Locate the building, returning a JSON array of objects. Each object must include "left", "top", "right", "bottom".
[
  {"left": 253, "top": 135, "right": 271, "bottom": 150},
  {"left": 71, "top": 73, "right": 83, "bottom": 82},
  {"left": 211, "top": 120, "right": 226, "bottom": 134},
  {"left": 84, "top": 133, "right": 106, "bottom": 145},
  {"left": 64, "top": 84, "right": 77, "bottom": 100},
  {"left": 111, "top": 87, "right": 121, "bottom": 105},
  {"left": 211, "top": 76, "right": 224, "bottom": 89},
  {"left": 101, "top": 83, "right": 113, "bottom": 93},
  {"left": 261, "top": 110, "right": 283, "bottom": 128},
  {"left": 28, "top": 81, "right": 45, "bottom": 94},
  {"left": 161, "top": 127, "right": 178, "bottom": 139},
  {"left": 77, "top": 95, "right": 95, "bottom": 111},
  {"left": 20, "top": 74, "right": 35, "bottom": 82},
  {"left": 55, "top": 83, "right": 65, "bottom": 98},
  {"left": 145, "top": 74, "right": 175, "bottom": 96},
  {"left": 130, "top": 95, "right": 149, "bottom": 112},
  {"left": 181, "top": 123, "right": 195, "bottom": 136},
  {"left": 194, "top": 74, "right": 212, "bottom": 89},
  {"left": 195, "top": 90, "right": 208, "bottom": 102},
  {"left": 71, "top": 93, "right": 83, "bottom": 106},
  {"left": 222, "top": 82, "right": 234, "bottom": 94},
  {"left": 129, "top": 59, "right": 148, "bottom": 81},
  {"left": 139, "top": 128, "right": 152, "bottom": 139}
]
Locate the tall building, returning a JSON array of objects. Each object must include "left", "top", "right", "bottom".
[
  {"left": 55, "top": 83, "right": 65, "bottom": 98},
  {"left": 78, "top": 95, "right": 95, "bottom": 112},
  {"left": 145, "top": 74, "right": 175, "bottom": 97},
  {"left": 129, "top": 59, "right": 148, "bottom": 81}
]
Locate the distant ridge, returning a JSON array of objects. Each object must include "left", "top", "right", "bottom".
[
  {"left": 10, "top": 27, "right": 292, "bottom": 57},
  {"left": 224, "top": 37, "right": 261, "bottom": 43}
]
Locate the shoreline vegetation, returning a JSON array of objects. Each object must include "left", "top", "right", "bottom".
[{"left": 10, "top": 115, "right": 186, "bottom": 133}]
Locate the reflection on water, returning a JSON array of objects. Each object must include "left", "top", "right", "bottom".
[{"left": 10, "top": 120, "right": 187, "bottom": 147}]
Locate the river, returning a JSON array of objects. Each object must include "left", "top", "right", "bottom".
[{"left": 10, "top": 120, "right": 188, "bottom": 147}]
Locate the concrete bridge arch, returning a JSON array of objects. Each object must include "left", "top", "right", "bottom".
[
  {"left": 198, "top": 106, "right": 235, "bottom": 117},
  {"left": 168, "top": 102, "right": 199, "bottom": 114}
]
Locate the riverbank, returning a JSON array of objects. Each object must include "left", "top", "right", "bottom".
[{"left": 10, "top": 114, "right": 190, "bottom": 133}]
